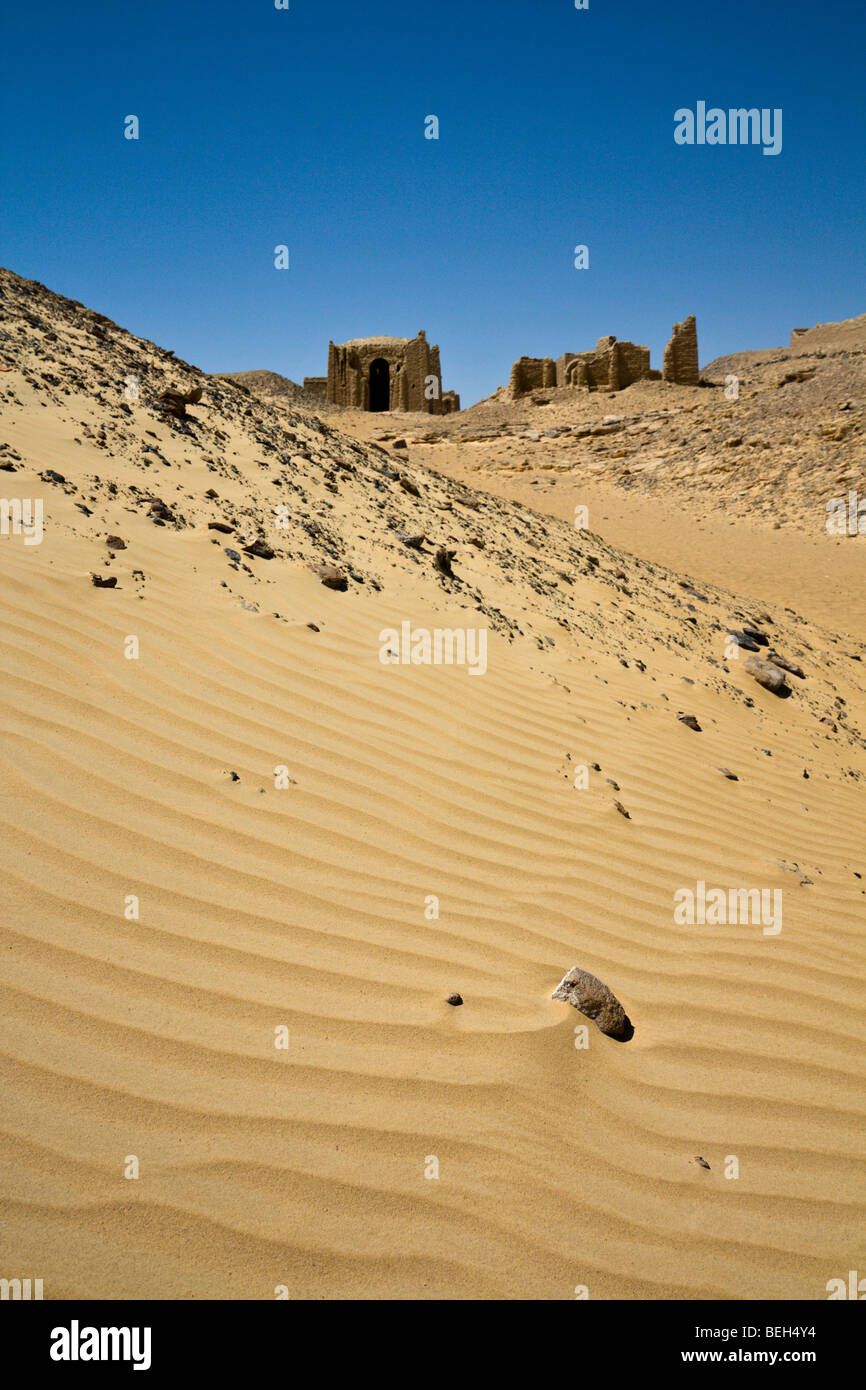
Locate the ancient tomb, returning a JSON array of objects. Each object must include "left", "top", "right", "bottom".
[{"left": 304, "top": 331, "right": 460, "bottom": 414}]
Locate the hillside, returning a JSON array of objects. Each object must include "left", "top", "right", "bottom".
[
  {"left": 213, "top": 368, "right": 345, "bottom": 416},
  {"left": 336, "top": 313, "right": 866, "bottom": 636}
]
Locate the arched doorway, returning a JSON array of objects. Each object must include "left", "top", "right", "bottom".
[{"left": 369, "top": 358, "right": 390, "bottom": 412}]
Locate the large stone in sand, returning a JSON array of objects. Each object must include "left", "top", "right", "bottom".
[
  {"left": 552, "top": 966, "right": 632, "bottom": 1039},
  {"left": 743, "top": 654, "right": 789, "bottom": 695}
]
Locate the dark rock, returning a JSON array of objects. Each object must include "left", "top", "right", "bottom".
[
  {"left": 718, "top": 768, "right": 739, "bottom": 780},
  {"left": 398, "top": 475, "right": 420, "bottom": 497},
  {"left": 159, "top": 385, "right": 203, "bottom": 419},
  {"left": 434, "top": 547, "right": 456, "bottom": 577},
  {"left": 678, "top": 713, "right": 702, "bottom": 731},
  {"left": 208, "top": 521, "right": 233, "bottom": 534},
  {"left": 147, "top": 498, "right": 175, "bottom": 521},
  {"left": 767, "top": 650, "right": 805, "bottom": 678},
  {"left": 105, "top": 535, "right": 126, "bottom": 549},
  {"left": 446, "top": 994, "right": 463, "bottom": 1007},
  {"left": 90, "top": 573, "right": 117, "bottom": 588},
  {"left": 311, "top": 563, "right": 348, "bottom": 591},
  {"left": 728, "top": 629, "right": 760, "bottom": 652},
  {"left": 243, "top": 538, "right": 275, "bottom": 559}
]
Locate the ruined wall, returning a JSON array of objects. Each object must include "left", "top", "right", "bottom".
[
  {"left": 322, "top": 331, "right": 456, "bottom": 413},
  {"left": 552, "top": 336, "right": 653, "bottom": 392},
  {"left": 662, "top": 316, "right": 700, "bottom": 385},
  {"left": 509, "top": 356, "right": 556, "bottom": 395},
  {"left": 512, "top": 322, "right": 686, "bottom": 397},
  {"left": 302, "top": 377, "right": 328, "bottom": 398}
]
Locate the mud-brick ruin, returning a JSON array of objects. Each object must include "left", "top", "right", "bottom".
[
  {"left": 509, "top": 315, "right": 699, "bottom": 396},
  {"left": 304, "top": 330, "right": 460, "bottom": 413},
  {"left": 661, "top": 316, "right": 700, "bottom": 386}
]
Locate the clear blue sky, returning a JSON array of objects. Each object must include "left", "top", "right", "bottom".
[{"left": 2, "top": 0, "right": 863, "bottom": 405}]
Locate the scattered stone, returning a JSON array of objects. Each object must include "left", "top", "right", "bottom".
[
  {"left": 743, "top": 655, "right": 789, "bottom": 695},
  {"left": 398, "top": 475, "right": 420, "bottom": 496},
  {"left": 718, "top": 768, "right": 739, "bottom": 781},
  {"left": 613, "top": 800, "right": 631, "bottom": 819},
  {"left": 727, "top": 629, "right": 760, "bottom": 652},
  {"left": 90, "top": 573, "right": 117, "bottom": 588},
  {"left": 767, "top": 650, "right": 805, "bottom": 678},
  {"left": 159, "top": 386, "right": 203, "bottom": 419},
  {"left": 552, "top": 967, "right": 632, "bottom": 1039},
  {"left": 311, "top": 563, "right": 348, "bottom": 591},
  {"left": 208, "top": 521, "right": 233, "bottom": 534},
  {"left": 105, "top": 535, "right": 126, "bottom": 549},
  {"left": 307, "top": 623, "right": 320, "bottom": 632},
  {"left": 148, "top": 498, "right": 175, "bottom": 522},
  {"left": 398, "top": 533, "right": 426, "bottom": 549},
  {"left": 243, "top": 538, "right": 275, "bottom": 559},
  {"left": 434, "top": 547, "right": 456, "bottom": 577},
  {"left": 742, "top": 626, "right": 770, "bottom": 646},
  {"left": 678, "top": 713, "right": 702, "bottom": 731},
  {"left": 392, "top": 439, "right": 407, "bottom": 450},
  {"left": 446, "top": 994, "right": 463, "bottom": 1007},
  {"left": 694, "top": 1156, "right": 711, "bottom": 1171}
]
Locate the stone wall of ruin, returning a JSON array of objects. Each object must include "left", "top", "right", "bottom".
[
  {"left": 323, "top": 332, "right": 454, "bottom": 413},
  {"left": 555, "top": 337, "right": 652, "bottom": 392},
  {"left": 662, "top": 316, "right": 699, "bottom": 385},
  {"left": 302, "top": 377, "right": 328, "bottom": 398},
  {"left": 509, "top": 356, "right": 556, "bottom": 395},
  {"left": 511, "top": 321, "right": 691, "bottom": 397}
]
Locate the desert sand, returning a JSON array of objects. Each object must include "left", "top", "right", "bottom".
[{"left": 1, "top": 267, "right": 864, "bottom": 1300}]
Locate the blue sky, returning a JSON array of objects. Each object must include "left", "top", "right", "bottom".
[{"left": 2, "top": 0, "right": 863, "bottom": 405}]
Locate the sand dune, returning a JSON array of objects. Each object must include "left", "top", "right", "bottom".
[{"left": 1, "top": 267, "right": 865, "bottom": 1299}]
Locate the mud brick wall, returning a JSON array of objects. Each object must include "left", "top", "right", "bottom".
[{"left": 662, "top": 316, "right": 700, "bottom": 384}]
